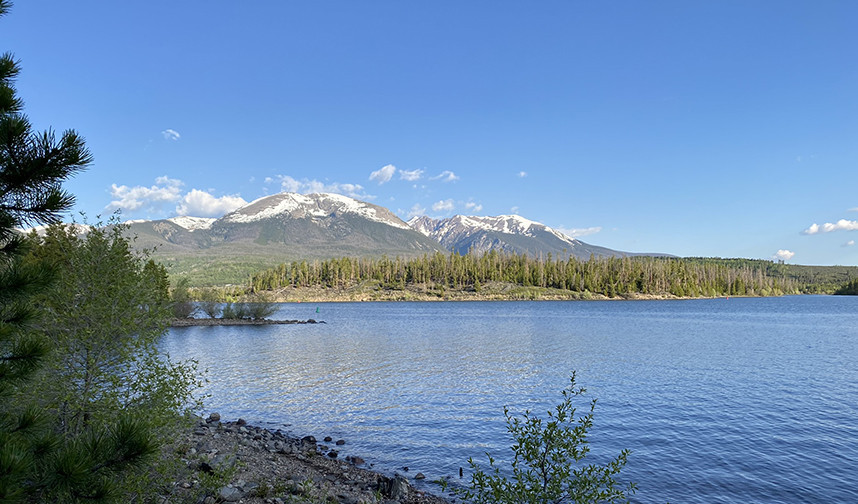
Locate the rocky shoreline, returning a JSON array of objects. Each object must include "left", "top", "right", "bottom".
[
  {"left": 164, "top": 413, "right": 452, "bottom": 504},
  {"left": 170, "top": 318, "right": 325, "bottom": 327}
]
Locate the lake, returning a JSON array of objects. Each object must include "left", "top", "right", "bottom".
[{"left": 161, "top": 296, "right": 858, "bottom": 503}]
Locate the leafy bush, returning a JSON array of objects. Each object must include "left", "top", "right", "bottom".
[
  {"left": 244, "top": 293, "right": 278, "bottom": 320},
  {"left": 23, "top": 222, "right": 205, "bottom": 501},
  {"left": 447, "top": 372, "right": 635, "bottom": 504},
  {"left": 171, "top": 277, "right": 197, "bottom": 319},
  {"left": 197, "top": 287, "right": 222, "bottom": 318},
  {"left": 220, "top": 294, "right": 277, "bottom": 320}
]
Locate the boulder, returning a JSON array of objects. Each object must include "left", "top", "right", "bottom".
[{"left": 218, "top": 486, "right": 242, "bottom": 502}]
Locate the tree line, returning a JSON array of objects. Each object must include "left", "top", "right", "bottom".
[{"left": 248, "top": 251, "right": 804, "bottom": 298}]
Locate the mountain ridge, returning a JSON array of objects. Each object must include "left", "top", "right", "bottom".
[{"left": 121, "top": 192, "right": 660, "bottom": 285}]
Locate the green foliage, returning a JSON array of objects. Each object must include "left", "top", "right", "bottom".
[
  {"left": 26, "top": 222, "right": 203, "bottom": 432},
  {"left": 219, "top": 293, "right": 277, "bottom": 320},
  {"left": 834, "top": 278, "right": 858, "bottom": 295},
  {"left": 171, "top": 276, "right": 197, "bottom": 319},
  {"left": 447, "top": 373, "right": 635, "bottom": 504},
  {"left": 243, "top": 292, "right": 278, "bottom": 320},
  {"left": 197, "top": 287, "right": 223, "bottom": 318},
  {"left": 248, "top": 251, "right": 807, "bottom": 299},
  {"left": 18, "top": 222, "right": 204, "bottom": 502}
]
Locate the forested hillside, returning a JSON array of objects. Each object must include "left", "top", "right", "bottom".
[{"left": 246, "top": 252, "right": 823, "bottom": 299}]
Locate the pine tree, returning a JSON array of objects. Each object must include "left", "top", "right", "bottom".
[{"left": 1, "top": 3, "right": 155, "bottom": 501}]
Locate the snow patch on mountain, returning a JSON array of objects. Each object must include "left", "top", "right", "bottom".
[
  {"left": 167, "top": 216, "right": 217, "bottom": 231},
  {"left": 408, "top": 214, "right": 577, "bottom": 246}
]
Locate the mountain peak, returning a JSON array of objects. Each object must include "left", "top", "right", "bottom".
[
  {"left": 408, "top": 214, "right": 576, "bottom": 246},
  {"left": 222, "top": 192, "right": 410, "bottom": 229}
]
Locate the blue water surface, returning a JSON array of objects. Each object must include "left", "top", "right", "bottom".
[{"left": 161, "top": 296, "right": 858, "bottom": 503}]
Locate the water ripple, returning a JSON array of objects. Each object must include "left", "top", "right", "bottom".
[{"left": 161, "top": 297, "right": 858, "bottom": 503}]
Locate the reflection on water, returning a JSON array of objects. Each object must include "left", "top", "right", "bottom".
[{"left": 161, "top": 297, "right": 858, "bottom": 503}]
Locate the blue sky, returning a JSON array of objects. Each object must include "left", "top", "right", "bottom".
[{"left": 3, "top": 1, "right": 857, "bottom": 265}]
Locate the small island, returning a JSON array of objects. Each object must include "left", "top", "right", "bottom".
[{"left": 170, "top": 317, "right": 324, "bottom": 327}]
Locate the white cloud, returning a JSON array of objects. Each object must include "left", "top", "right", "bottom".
[
  {"left": 369, "top": 164, "right": 396, "bottom": 184},
  {"left": 773, "top": 250, "right": 795, "bottom": 262},
  {"left": 844, "top": 240, "right": 855, "bottom": 247},
  {"left": 430, "top": 170, "right": 459, "bottom": 182},
  {"left": 556, "top": 226, "right": 602, "bottom": 238},
  {"left": 400, "top": 169, "right": 424, "bottom": 181},
  {"left": 271, "top": 175, "right": 372, "bottom": 200},
  {"left": 107, "top": 177, "right": 184, "bottom": 212},
  {"left": 849, "top": 207, "right": 858, "bottom": 212},
  {"left": 511, "top": 206, "right": 519, "bottom": 214},
  {"left": 406, "top": 203, "right": 426, "bottom": 219},
  {"left": 161, "top": 129, "right": 181, "bottom": 141},
  {"left": 432, "top": 199, "right": 455, "bottom": 212},
  {"left": 175, "top": 189, "right": 247, "bottom": 217},
  {"left": 107, "top": 176, "right": 250, "bottom": 218},
  {"left": 518, "top": 171, "right": 527, "bottom": 178},
  {"left": 802, "top": 219, "right": 858, "bottom": 235},
  {"left": 465, "top": 201, "right": 483, "bottom": 213}
]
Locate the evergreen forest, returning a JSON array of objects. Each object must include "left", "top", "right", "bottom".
[{"left": 244, "top": 252, "right": 850, "bottom": 299}]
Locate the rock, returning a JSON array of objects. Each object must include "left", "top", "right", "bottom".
[
  {"left": 415, "top": 472, "right": 426, "bottom": 480},
  {"left": 218, "top": 486, "right": 242, "bottom": 502},
  {"left": 379, "top": 475, "right": 409, "bottom": 500},
  {"left": 345, "top": 455, "right": 365, "bottom": 465},
  {"left": 211, "top": 453, "right": 237, "bottom": 471},
  {"left": 324, "top": 436, "right": 333, "bottom": 442},
  {"left": 236, "top": 418, "right": 247, "bottom": 426},
  {"left": 206, "top": 412, "right": 220, "bottom": 423},
  {"left": 336, "top": 439, "right": 346, "bottom": 446},
  {"left": 240, "top": 481, "right": 260, "bottom": 494},
  {"left": 328, "top": 450, "right": 339, "bottom": 458},
  {"left": 302, "top": 435, "right": 317, "bottom": 444}
]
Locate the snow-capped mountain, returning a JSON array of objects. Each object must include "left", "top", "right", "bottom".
[
  {"left": 408, "top": 214, "right": 631, "bottom": 259},
  {"left": 125, "top": 192, "right": 444, "bottom": 268},
  {"left": 221, "top": 192, "right": 410, "bottom": 230},
  {"left": 122, "top": 192, "right": 661, "bottom": 284}
]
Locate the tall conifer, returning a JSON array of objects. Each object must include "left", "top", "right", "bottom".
[{"left": 1, "top": 3, "right": 156, "bottom": 501}]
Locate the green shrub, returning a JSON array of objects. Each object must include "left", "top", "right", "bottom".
[{"left": 447, "top": 372, "right": 635, "bottom": 504}]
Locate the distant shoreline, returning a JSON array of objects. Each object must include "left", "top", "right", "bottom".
[{"left": 253, "top": 283, "right": 745, "bottom": 303}]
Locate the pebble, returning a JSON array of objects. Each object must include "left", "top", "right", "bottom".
[{"left": 179, "top": 417, "right": 447, "bottom": 504}]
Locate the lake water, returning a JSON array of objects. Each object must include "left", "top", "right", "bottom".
[{"left": 161, "top": 296, "right": 858, "bottom": 503}]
